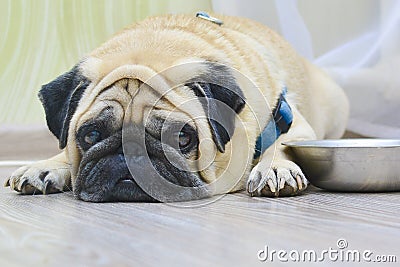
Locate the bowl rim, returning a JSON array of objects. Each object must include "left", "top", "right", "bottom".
[{"left": 282, "top": 138, "right": 400, "bottom": 148}]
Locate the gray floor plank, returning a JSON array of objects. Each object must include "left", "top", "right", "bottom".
[{"left": 0, "top": 128, "right": 399, "bottom": 266}]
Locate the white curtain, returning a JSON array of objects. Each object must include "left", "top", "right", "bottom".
[{"left": 212, "top": 0, "right": 400, "bottom": 138}]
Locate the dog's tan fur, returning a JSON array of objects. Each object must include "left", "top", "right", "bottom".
[{"left": 6, "top": 14, "right": 348, "bottom": 198}]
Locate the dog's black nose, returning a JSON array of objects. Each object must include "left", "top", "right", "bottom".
[{"left": 75, "top": 152, "right": 156, "bottom": 202}]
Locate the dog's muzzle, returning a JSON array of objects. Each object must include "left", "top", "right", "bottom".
[{"left": 73, "top": 128, "right": 209, "bottom": 202}]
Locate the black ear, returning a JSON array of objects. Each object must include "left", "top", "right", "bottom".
[
  {"left": 186, "top": 64, "right": 245, "bottom": 152},
  {"left": 38, "top": 65, "right": 90, "bottom": 149}
]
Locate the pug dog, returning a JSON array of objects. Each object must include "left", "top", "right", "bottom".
[{"left": 5, "top": 13, "right": 349, "bottom": 202}]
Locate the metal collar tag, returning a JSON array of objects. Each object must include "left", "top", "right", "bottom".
[{"left": 196, "top": 12, "right": 224, "bottom": 26}]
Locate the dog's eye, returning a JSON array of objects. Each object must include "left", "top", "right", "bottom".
[
  {"left": 177, "top": 125, "right": 198, "bottom": 153},
  {"left": 84, "top": 130, "right": 101, "bottom": 146},
  {"left": 179, "top": 131, "right": 192, "bottom": 149}
]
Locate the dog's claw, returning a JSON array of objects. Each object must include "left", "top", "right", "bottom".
[
  {"left": 296, "top": 175, "right": 302, "bottom": 190},
  {"left": 4, "top": 177, "right": 10, "bottom": 187},
  {"left": 247, "top": 182, "right": 254, "bottom": 194},
  {"left": 44, "top": 180, "right": 52, "bottom": 195},
  {"left": 267, "top": 179, "right": 276, "bottom": 193},
  {"left": 247, "top": 171, "right": 262, "bottom": 193},
  {"left": 279, "top": 177, "right": 286, "bottom": 190},
  {"left": 19, "top": 179, "right": 28, "bottom": 191}
]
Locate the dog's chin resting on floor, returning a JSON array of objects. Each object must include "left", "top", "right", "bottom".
[{"left": 5, "top": 13, "right": 349, "bottom": 202}]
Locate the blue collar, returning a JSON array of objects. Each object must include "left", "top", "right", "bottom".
[{"left": 254, "top": 87, "right": 293, "bottom": 158}]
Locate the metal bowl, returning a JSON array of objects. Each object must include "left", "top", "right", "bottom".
[{"left": 282, "top": 139, "right": 400, "bottom": 192}]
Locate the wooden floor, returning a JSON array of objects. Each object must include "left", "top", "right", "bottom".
[{"left": 0, "top": 126, "right": 399, "bottom": 266}]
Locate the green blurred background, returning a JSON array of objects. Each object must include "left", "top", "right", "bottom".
[{"left": 0, "top": 0, "right": 212, "bottom": 125}]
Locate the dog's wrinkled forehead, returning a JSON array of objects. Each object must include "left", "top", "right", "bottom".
[{"left": 73, "top": 79, "right": 132, "bottom": 133}]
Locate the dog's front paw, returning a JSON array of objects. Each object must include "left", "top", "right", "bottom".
[
  {"left": 4, "top": 160, "right": 71, "bottom": 195},
  {"left": 246, "top": 160, "right": 308, "bottom": 197}
]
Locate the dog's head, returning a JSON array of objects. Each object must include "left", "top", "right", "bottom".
[
  {"left": 38, "top": 16, "right": 264, "bottom": 202},
  {"left": 39, "top": 59, "right": 257, "bottom": 201}
]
